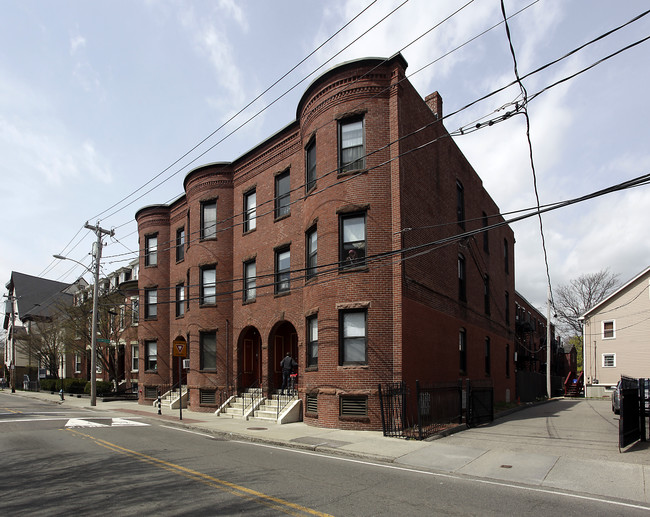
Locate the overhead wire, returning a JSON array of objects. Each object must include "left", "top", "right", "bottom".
[
  {"left": 103, "top": 171, "right": 650, "bottom": 303},
  {"left": 103, "top": 2, "right": 649, "bottom": 264}
]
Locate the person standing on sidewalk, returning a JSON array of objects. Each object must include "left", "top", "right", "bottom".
[{"left": 280, "top": 353, "right": 297, "bottom": 395}]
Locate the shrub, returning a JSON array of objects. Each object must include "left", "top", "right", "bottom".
[{"left": 84, "top": 381, "right": 112, "bottom": 396}]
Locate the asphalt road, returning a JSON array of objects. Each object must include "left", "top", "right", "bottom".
[{"left": 2, "top": 393, "right": 648, "bottom": 516}]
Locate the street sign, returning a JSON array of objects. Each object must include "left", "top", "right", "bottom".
[
  {"left": 173, "top": 340, "right": 187, "bottom": 357},
  {"left": 97, "top": 338, "right": 110, "bottom": 343}
]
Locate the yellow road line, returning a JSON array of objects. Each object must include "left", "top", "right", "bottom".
[
  {"left": 66, "top": 429, "right": 332, "bottom": 517},
  {"left": 1, "top": 408, "right": 22, "bottom": 414}
]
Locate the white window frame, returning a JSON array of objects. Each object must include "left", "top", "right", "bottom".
[
  {"left": 602, "top": 353, "right": 616, "bottom": 368},
  {"left": 601, "top": 320, "right": 616, "bottom": 339},
  {"left": 131, "top": 343, "right": 139, "bottom": 372},
  {"left": 244, "top": 190, "right": 257, "bottom": 232}
]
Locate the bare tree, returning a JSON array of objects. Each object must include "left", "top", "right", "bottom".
[
  {"left": 554, "top": 269, "right": 619, "bottom": 337},
  {"left": 61, "top": 290, "right": 130, "bottom": 389}
]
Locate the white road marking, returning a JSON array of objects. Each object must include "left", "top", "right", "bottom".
[{"left": 233, "top": 441, "right": 650, "bottom": 513}]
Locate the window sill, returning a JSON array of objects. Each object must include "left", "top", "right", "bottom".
[
  {"left": 305, "top": 366, "right": 318, "bottom": 372},
  {"left": 199, "top": 303, "right": 217, "bottom": 308},
  {"left": 175, "top": 258, "right": 185, "bottom": 264},
  {"left": 337, "top": 167, "right": 367, "bottom": 178},
  {"left": 144, "top": 264, "right": 158, "bottom": 269},
  {"left": 242, "top": 298, "right": 256, "bottom": 305},
  {"left": 274, "top": 213, "right": 291, "bottom": 223},
  {"left": 338, "top": 265, "right": 368, "bottom": 273},
  {"left": 338, "top": 364, "right": 369, "bottom": 370},
  {"left": 339, "top": 415, "right": 370, "bottom": 423},
  {"left": 144, "top": 317, "right": 157, "bottom": 321},
  {"left": 274, "top": 291, "right": 291, "bottom": 298},
  {"left": 175, "top": 315, "right": 185, "bottom": 319},
  {"left": 243, "top": 228, "right": 257, "bottom": 236},
  {"left": 199, "top": 369, "right": 217, "bottom": 373}
]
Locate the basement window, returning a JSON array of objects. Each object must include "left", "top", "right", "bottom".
[
  {"left": 306, "top": 394, "right": 318, "bottom": 415},
  {"left": 340, "top": 396, "right": 368, "bottom": 417},
  {"left": 200, "top": 389, "right": 216, "bottom": 405}
]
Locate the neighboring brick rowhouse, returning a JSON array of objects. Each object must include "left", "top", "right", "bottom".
[{"left": 135, "top": 53, "right": 516, "bottom": 430}]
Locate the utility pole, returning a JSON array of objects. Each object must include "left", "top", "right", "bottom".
[
  {"left": 85, "top": 221, "right": 114, "bottom": 406},
  {"left": 546, "top": 284, "right": 552, "bottom": 399},
  {"left": 10, "top": 295, "right": 16, "bottom": 393}
]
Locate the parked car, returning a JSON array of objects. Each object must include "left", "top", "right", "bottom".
[{"left": 611, "top": 380, "right": 621, "bottom": 414}]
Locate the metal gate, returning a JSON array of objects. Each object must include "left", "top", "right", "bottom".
[
  {"left": 466, "top": 379, "right": 494, "bottom": 427},
  {"left": 618, "top": 377, "right": 649, "bottom": 450},
  {"left": 378, "top": 382, "right": 411, "bottom": 438}
]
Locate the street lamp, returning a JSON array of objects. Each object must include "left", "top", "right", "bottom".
[
  {"left": 53, "top": 253, "right": 100, "bottom": 406},
  {"left": 54, "top": 222, "right": 114, "bottom": 407}
]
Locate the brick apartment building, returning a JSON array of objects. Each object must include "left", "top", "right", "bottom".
[{"left": 135, "top": 53, "right": 516, "bottom": 430}]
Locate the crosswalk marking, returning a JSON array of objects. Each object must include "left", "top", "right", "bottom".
[{"left": 65, "top": 418, "right": 149, "bottom": 428}]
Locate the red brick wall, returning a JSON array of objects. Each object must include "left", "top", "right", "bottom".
[{"left": 135, "top": 54, "right": 517, "bottom": 428}]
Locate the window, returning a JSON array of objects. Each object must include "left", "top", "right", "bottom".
[
  {"left": 200, "top": 389, "right": 216, "bottom": 405},
  {"left": 505, "top": 291, "right": 510, "bottom": 326},
  {"left": 131, "top": 298, "right": 139, "bottom": 325},
  {"left": 145, "top": 340, "right": 157, "bottom": 371},
  {"left": 144, "top": 288, "right": 157, "bottom": 319},
  {"left": 306, "top": 394, "right": 318, "bottom": 414},
  {"left": 458, "top": 254, "right": 466, "bottom": 302},
  {"left": 243, "top": 189, "right": 257, "bottom": 232},
  {"left": 306, "top": 227, "right": 317, "bottom": 279},
  {"left": 132, "top": 344, "right": 139, "bottom": 371},
  {"left": 456, "top": 181, "right": 465, "bottom": 229},
  {"left": 201, "top": 199, "right": 217, "bottom": 239},
  {"left": 484, "top": 275, "right": 490, "bottom": 315},
  {"left": 505, "top": 343, "right": 510, "bottom": 378},
  {"left": 307, "top": 315, "right": 318, "bottom": 367},
  {"left": 340, "top": 396, "right": 368, "bottom": 417},
  {"left": 201, "top": 266, "right": 216, "bottom": 305},
  {"left": 340, "top": 213, "right": 366, "bottom": 267},
  {"left": 275, "top": 248, "right": 290, "bottom": 294},
  {"left": 144, "top": 234, "right": 158, "bottom": 267},
  {"left": 74, "top": 353, "right": 82, "bottom": 373},
  {"left": 602, "top": 320, "right": 615, "bottom": 339},
  {"left": 176, "top": 227, "right": 185, "bottom": 262},
  {"left": 340, "top": 309, "right": 367, "bottom": 365},
  {"left": 339, "top": 118, "right": 364, "bottom": 172},
  {"left": 602, "top": 353, "right": 616, "bottom": 368},
  {"left": 200, "top": 331, "right": 217, "bottom": 371},
  {"left": 459, "top": 328, "right": 467, "bottom": 375},
  {"left": 275, "top": 171, "right": 290, "bottom": 218},
  {"left": 306, "top": 139, "right": 316, "bottom": 192},
  {"left": 176, "top": 284, "right": 185, "bottom": 317},
  {"left": 119, "top": 306, "right": 126, "bottom": 329},
  {"left": 485, "top": 337, "right": 491, "bottom": 376},
  {"left": 243, "top": 260, "right": 256, "bottom": 302},
  {"left": 504, "top": 238, "right": 509, "bottom": 274},
  {"left": 482, "top": 212, "right": 489, "bottom": 252}
]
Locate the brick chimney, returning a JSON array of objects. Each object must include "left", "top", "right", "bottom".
[{"left": 425, "top": 91, "right": 443, "bottom": 119}]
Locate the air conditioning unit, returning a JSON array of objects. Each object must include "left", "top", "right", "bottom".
[{"left": 182, "top": 359, "right": 190, "bottom": 369}]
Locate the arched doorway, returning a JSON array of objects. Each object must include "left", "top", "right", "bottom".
[
  {"left": 238, "top": 326, "right": 262, "bottom": 390},
  {"left": 269, "top": 321, "right": 298, "bottom": 391},
  {"left": 171, "top": 335, "right": 188, "bottom": 386}
]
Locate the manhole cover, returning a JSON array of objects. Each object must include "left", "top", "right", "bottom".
[{"left": 247, "top": 427, "right": 268, "bottom": 431}]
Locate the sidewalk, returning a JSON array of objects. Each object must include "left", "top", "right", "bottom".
[{"left": 8, "top": 390, "right": 650, "bottom": 505}]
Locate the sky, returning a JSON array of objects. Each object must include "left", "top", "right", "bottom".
[{"left": 1, "top": 0, "right": 649, "bottom": 325}]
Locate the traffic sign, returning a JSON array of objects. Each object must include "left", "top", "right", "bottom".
[{"left": 173, "top": 340, "right": 187, "bottom": 357}]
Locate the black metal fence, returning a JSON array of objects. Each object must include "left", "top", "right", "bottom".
[
  {"left": 466, "top": 379, "right": 493, "bottom": 427},
  {"left": 379, "top": 379, "right": 492, "bottom": 440},
  {"left": 619, "top": 377, "right": 649, "bottom": 450}
]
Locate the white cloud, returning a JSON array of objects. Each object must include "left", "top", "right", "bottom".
[
  {"left": 70, "top": 33, "right": 86, "bottom": 55},
  {"left": 218, "top": 0, "right": 249, "bottom": 32}
]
